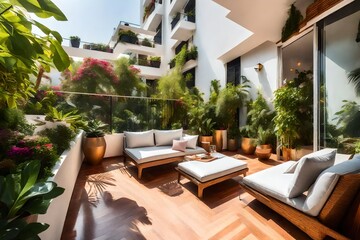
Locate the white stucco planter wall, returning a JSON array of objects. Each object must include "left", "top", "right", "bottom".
[{"left": 38, "top": 131, "right": 84, "bottom": 240}]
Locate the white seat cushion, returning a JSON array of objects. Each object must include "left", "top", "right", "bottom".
[
  {"left": 124, "top": 130, "right": 154, "bottom": 148},
  {"left": 243, "top": 161, "right": 295, "bottom": 201},
  {"left": 288, "top": 149, "right": 336, "bottom": 198},
  {"left": 125, "top": 146, "right": 206, "bottom": 164},
  {"left": 178, "top": 156, "right": 248, "bottom": 182},
  {"left": 154, "top": 129, "right": 183, "bottom": 146}
]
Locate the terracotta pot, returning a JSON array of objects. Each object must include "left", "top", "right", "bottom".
[
  {"left": 282, "top": 147, "right": 297, "bottom": 161},
  {"left": 227, "top": 139, "right": 237, "bottom": 151},
  {"left": 255, "top": 144, "right": 272, "bottom": 160},
  {"left": 199, "top": 135, "right": 213, "bottom": 145},
  {"left": 214, "top": 130, "right": 223, "bottom": 152},
  {"left": 241, "top": 137, "right": 256, "bottom": 155},
  {"left": 83, "top": 137, "right": 106, "bottom": 165}
]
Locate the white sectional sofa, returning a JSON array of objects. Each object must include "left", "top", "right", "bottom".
[
  {"left": 241, "top": 149, "right": 360, "bottom": 240},
  {"left": 123, "top": 129, "right": 206, "bottom": 179}
]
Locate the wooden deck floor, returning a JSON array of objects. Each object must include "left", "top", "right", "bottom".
[{"left": 61, "top": 152, "right": 310, "bottom": 240}]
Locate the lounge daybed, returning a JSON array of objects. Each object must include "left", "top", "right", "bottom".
[
  {"left": 240, "top": 149, "right": 360, "bottom": 240},
  {"left": 123, "top": 129, "right": 206, "bottom": 179}
]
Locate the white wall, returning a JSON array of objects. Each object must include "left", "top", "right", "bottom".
[
  {"left": 38, "top": 131, "right": 84, "bottom": 240},
  {"left": 191, "top": 1, "right": 252, "bottom": 99},
  {"left": 241, "top": 41, "right": 279, "bottom": 106}
]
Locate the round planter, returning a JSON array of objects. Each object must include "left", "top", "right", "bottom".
[
  {"left": 241, "top": 137, "right": 256, "bottom": 155},
  {"left": 227, "top": 139, "right": 237, "bottom": 151},
  {"left": 199, "top": 135, "right": 213, "bottom": 145},
  {"left": 255, "top": 144, "right": 272, "bottom": 160},
  {"left": 70, "top": 39, "right": 80, "bottom": 48},
  {"left": 83, "top": 137, "right": 106, "bottom": 165}
]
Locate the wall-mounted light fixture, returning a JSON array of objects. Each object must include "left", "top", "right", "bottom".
[{"left": 254, "top": 63, "right": 263, "bottom": 72}]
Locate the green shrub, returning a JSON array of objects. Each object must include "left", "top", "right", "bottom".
[{"left": 39, "top": 125, "right": 76, "bottom": 155}]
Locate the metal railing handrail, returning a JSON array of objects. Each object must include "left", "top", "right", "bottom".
[{"left": 53, "top": 90, "right": 180, "bottom": 101}]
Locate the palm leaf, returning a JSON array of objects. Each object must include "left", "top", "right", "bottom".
[{"left": 348, "top": 67, "right": 360, "bottom": 96}]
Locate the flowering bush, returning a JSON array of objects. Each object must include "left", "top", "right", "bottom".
[
  {"left": 73, "top": 58, "right": 118, "bottom": 84},
  {"left": 5, "top": 136, "right": 58, "bottom": 180}
]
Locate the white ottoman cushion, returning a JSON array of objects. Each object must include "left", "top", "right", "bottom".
[{"left": 178, "top": 156, "right": 247, "bottom": 182}]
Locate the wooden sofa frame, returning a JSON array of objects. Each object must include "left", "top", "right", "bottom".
[
  {"left": 239, "top": 173, "right": 360, "bottom": 240},
  {"left": 124, "top": 151, "right": 183, "bottom": 179}
]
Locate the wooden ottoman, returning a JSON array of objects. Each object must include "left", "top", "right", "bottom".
[{"left": 176, "top": 156, "right": 248, "bottom": 198}]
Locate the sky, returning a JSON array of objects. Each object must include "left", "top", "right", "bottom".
[{"left": 35, "top": 0, "right": 140, "bottom": 45}]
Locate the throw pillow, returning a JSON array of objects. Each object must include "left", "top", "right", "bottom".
[
  {"left": 283, "top": 161, "right": 299, "bottom": 174},
  {"left": 124, "top": 130, "right": 154, "bottom": 148},
  {"left": 154, "top": 129, "right": 183, "bottom": 146},
  {"left": 287, "top": 149, "right": 336, "bottom": 198},
  {"left": 172, "top": 139, "right": 188, "bottom": 152},
  {"left": 182, "top": 134, "right": 198, "bottom": 149}
]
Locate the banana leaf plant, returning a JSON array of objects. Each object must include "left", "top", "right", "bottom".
[{"left": 0, "top": 160, "right": 64, "bottom": 240}]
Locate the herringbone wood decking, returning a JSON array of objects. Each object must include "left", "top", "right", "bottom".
[{"left": 61, "top": 153, "right": 310, "bottom": 240}]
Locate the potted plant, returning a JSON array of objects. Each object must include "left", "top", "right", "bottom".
[
  {"left": 149, "top": 56, "right": 161, "bottom": 68},
  {"left": 186, "top": 45, "right": 198, "bottom": 61},
  {"left": 118, "top": 30, "right": 138, "bottom": 44},
  {"left": 82, "top": 119, "right": 107, "bottom": 165},
  {"left": 216, "top": 80, "right": 250, "bottom": 152},
  {"left": 70, "top": 36, "right": 80, "bottom": 48},
  {"left": 199, "top": 117, "right": 215, "bottom": 144},
  {"left": 227, "top": 125, "right": 241, "bottom": 151},
  {"left": 274, "top": 70, "right": 313, "bottom": 160},
  {"left": 255, "top": 127, "right": 273, "bottom": 160},
  {"left": 141, "top": 38, "right": 153, "bottom": 47}
]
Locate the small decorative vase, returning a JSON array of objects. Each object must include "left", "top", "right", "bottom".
[
  {"left": 255, "top": 144, "right": 272, "bottom": 160},
  {"left": 241, "top": 137, "right": 256, "bottom": 155}
]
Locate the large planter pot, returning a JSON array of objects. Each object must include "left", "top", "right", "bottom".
[
  {"left": 282, "top": 147, "right": 297, "bottom": 161},
  {"left": 199, "top": 135, "right": 213, "bottom": 145},
  {"left": 83, "top": 137, "right": 106, "bottom": 165},
  {"left": 255, "top": 144, "right": 272, "bottom": 160},
  {"left": 150, "top": 60, "right": 161, "bottom": 68},
  {"left": 227, "top": 139, "right": 237, "bottom": 151},
  {"left": 214, "top": 130, "right": 223, "bottom": 152},
  {"left": 70, "top": 39, "right": 80, "bottom": 48},
  {"left": 241, "top": 137, "right": 256, "bottom": 155}
]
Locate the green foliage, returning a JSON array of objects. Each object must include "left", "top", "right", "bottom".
[
  {"left": 256, "top": 126, "right": 273, "bottom": 145},
  {"left": 186, "top": 45, "right": 198, "bottom": 60},
  {"left": 216, "top": 80, "right": 250, "bottom": 129},
  {"left": 149, "top": 56, "right": 161, "bottom": 62},
  {"left": 155, "top": 68, "right": 186, "bottom": 99},
  {"left": 0, "top": 160, "right": 64, "bottom": 239},
  {"left": 118, "top": 30, "right": 138, "bottom": 43},
  {"left": 141, "top": 38, "right": 153, "bottom": 47},
  {"left": 241, "top": 91, "right": 275, "bottom": 140},
  {"left": 209, "top": 80, "right": 221, "bottom": 105},
  {"left": 334, "top": 100, "right": 360, "bottom": 137},
  {"left": 355, "top": 140, "right": 360, "bottom": 154},
  {"left": 0, "top": 0, "right": 70, "bottom": 108},
  {"left": 0, "top": 108, "right": 34, "bottom": 136},
  {"left": 348, "top": 67, "right": 360, "bottom": 97},
  {"left": 84, "top": 119, "right": 107, "bottom": 138},
  {"left": 45, "top": 106, "right": 85, "bottom": 130},
  {"left": 38, "top": 125, "right": 76, "bottom": 155},
  {"left": 227, "top": 125, "right": 241, "bottom": 139},
  {"left": 70, "top": 36, "right": 80, "bottom": 41},
  {"left": 274, "top": 70, "right": 313, "bottom": 148},
  {"left": 281, "top": 4, "right": 303, "bottom": 42},
  {"left": 114, "top": 58, "right": 146, "bottom": 96}
]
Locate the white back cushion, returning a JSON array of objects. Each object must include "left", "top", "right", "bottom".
[
  {"left": 288, "top": 149, "right": 336, "bottom": 198},
  {"left": 154, "top": 129, "right": 183, "bottom": 146},
  {"left": 124, "top": 130, "right": 154, "bottom": 148},
  {"left": 303, "top": 155, "right": 360, "bottom": 216},
  {"left": 182, "top": 134, "right": 198, "bottom": 149}
]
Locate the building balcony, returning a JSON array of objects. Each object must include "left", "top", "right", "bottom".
[
  {"left": 143, "top": 1, "right": 163, "bottom": 32},
  {"left": 133, "top": 64, "right": 163, "bottom": 80},
  {"left": 170, "top": 14, "right": 196, "bottom": 42},
  {"left": 113, "top": 40, "right": 163, "bottom": 57},
  {"left": 168, "top": 0, "right": 187, "bottom": 16}
]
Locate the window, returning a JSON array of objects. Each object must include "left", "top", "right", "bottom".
[
  {"left": 226, "top": 57, "right": 240, "bottom": 85},
  {"left": 318, "top": 2, "right": 360, "bottom": 152}
]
